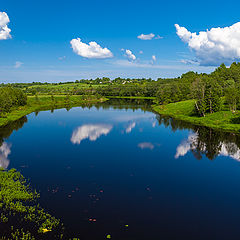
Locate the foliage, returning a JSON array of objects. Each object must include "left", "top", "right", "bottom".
[
  {"left": 0, "top": 87, "right": 27, "bottom": 115},
  {"left": 191, "top": 76, "right": 222, "bottom": 116},
  {"left": 225, "top": 82, "right": 240, "bottom": 112},
  {"left": 153, "top": 100, "right": 240, "bottom": 132},
  {"left": 0, "top": 168, "right": 64, "bottom": 239}
]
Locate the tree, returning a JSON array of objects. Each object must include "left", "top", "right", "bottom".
[
  {"left": 0, "top": 87, "right": 27, "bottom": 115},
  {"left": 225, "top": 83, "right": 239, "bottom": 112},
  {"left": 191, "top": 76, "right": 222, "bottom": 116}
]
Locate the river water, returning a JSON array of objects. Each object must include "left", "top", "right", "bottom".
[{"left": 1, "top": 99, "right": 240, "bottom": 240}]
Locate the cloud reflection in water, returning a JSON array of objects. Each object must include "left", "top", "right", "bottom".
[
  {"left": 138, "top": 142, "right": 154, "bottom": 150},
  {"left": 175, "top": 133, "right": 240, "bottom": 161},
  {"left": 125, "top": 122, "right": 136, "bottom": 133},
  {"left": 0, "top": 142, "right": 11, "bottom": 169},
  {"left": 71, "top": 124, "right": 113, "bottom": 144}
]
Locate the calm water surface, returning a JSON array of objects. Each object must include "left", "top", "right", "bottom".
[{"left": 1, "top": 99, "right": 240, "bottom": 240}]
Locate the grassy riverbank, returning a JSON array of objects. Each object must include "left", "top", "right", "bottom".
[
  {"left": 153, "top": 100, "right": 240, "bottom": 132},
  {"left": 0, "top": 95, "right": 107, "bottom": 127}
]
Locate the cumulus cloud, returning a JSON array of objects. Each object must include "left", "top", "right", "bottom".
[
  {"left": 137, "top": 33, "right": 155, "bottom": 40},
  {"left": 0, "top": 12, "right": 11, "bottom": 40},
  {"left": 137, "top": 33, "right": 163, "bottom": 40},
  {"left": 125, "top": 49, "right": 136, "bottom": 61},
  {"left": 0, "top": 142, "right": 11, "bottom": 169},
  {"left": 126, "top": 122, "right": 136, "bottom": 133},
  {"left": 175, "top": 22, "right": 240, "bottom": 66},
  {"left": 138, "top": 142, "right": 154, "bottom": 150},
  {"left": 71, "top": 124, "right": 113, "bottom": 144},
  {"left": 15, "top": 61, "right": 23, "bottom": 68},
  {"left": 70, "top": 38, "right": 113, "bottom": 59}
]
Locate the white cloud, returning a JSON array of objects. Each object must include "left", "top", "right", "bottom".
[
  {"left": 180, "top": 59, "right": 199, "bottom": 65},
  {"left": 70, "top": 38, "right": 113, "bottom": 59},
  {"left": 114, "top": 59, "right": 176, "bottom": 69},
  {"left": 175, "top": 22, "right": 240, "bottom": 66},
  {"left": 0, "top": 142, "right": 11, "bottom": 169},
  {"left": 71, "top": 124, "right": 113, "bottom": 144},
  {"left": 137, "top": 33, "right": 163, "bottom": 40},
  {"left": 125, "top": 49, "right": 136, "bottom": 61},
  {"left": 150, "top": 55, "right": 157, "bottom": 65},
  {"left": 126, "top": 122, "right": 136, "bottom": 133},
  {"left": 155, "top": 35, "right": 163, "bottom": 39},
  {"left": 0, "top": 12, "right": 11, "bottom": 40},
  {"left": 59, "top": 56, "right": 66, "bottom": 61},
  {"left": 15, "top": 61, "right": 23, "bottom": 68},
  {"left": 138, "top": 142, "right": 154, "bottom": 150},
  {"left": 139, "top": 50, "right": 143, "bottom": 54},
  {"left": 138, "top": 33, "right": 155, "bottom": 40}
]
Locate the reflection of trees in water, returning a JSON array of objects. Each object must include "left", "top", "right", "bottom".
[
  {"left": 94, "top": 98, "right": 153, "bottom": 112},
  {"left": 0, "top": 117, "right": 27, "bottom": 168},
  {"left": 156, "top": 114, "right": 240, "bottom": 161},
  {"left": 36, "top": 98, "right": 153, "bottom": 113},
  {"left": 0, "top": 116, "right": 27, "bottom": 146}
]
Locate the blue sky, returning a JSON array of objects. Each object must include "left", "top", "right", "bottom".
[{"left": 1, "top": 0, "right": 240, "bottom": 82}]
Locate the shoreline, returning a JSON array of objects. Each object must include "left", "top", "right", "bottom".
[
  {"left": 107, "top": 96, "right": 156, "bottom": 100},
  {"left": 152, "top": 100, "right": 240, "bottom": 133},
  {"left": 0, "top": 95, "right": 107, "bottom": 127},
  {"left": 2, "top": 96, "right": 240, "bottom": 133}
]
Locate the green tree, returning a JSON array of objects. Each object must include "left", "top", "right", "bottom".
[
  {"left": 191, "top": 76, "right": 222, "bottom": 116},
  {"left": 225, "top": 83, "right": 239, "bottom": 112}
]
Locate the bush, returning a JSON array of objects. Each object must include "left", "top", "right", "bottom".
[{"left": 0, "top": 87, "right": 27, "bottom": 114}]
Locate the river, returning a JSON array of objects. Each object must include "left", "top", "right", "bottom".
[{"left": 1, "top": 99, "right": 240, "bottom": 240}]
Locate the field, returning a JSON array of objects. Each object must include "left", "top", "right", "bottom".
[{"left": 153, "top": 100, "right": 240, "bottom": 132}]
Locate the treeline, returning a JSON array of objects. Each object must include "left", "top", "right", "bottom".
[
  {"left": 2, "top": 62, "right": 240, "bottom": 117},
  {"left": 156, "top": 62, "right": 240, "bottom": 116},
  {"left": 0, "top": 87, "right": 27, "bottom": 115}
]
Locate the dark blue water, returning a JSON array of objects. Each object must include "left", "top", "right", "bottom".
[{"left": 1, "top": 100, "right": 240, "bottom": 240}]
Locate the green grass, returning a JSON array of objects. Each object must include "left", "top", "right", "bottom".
[
  {"left": 153, "top": 100, "right": 240, "bottom": 132},
  {"left": 0, "top": 95, "right": 107, "bottom": 127},
  {"left": 26, "top": 83, "right": 106, "bottom": 93}
]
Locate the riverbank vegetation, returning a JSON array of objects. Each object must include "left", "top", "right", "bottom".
[
  {"left": 0, "top": 91, "right": 107, "bottom": 127},
  {"left": 153, "top": 100, "right": 240, "bottom": 132},
  {"left": 0, "top": 168, "right": 64, "bottom": 239}
]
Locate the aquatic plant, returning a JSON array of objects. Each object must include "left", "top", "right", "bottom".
[{"left": 0, "top": 168, "right": 64, "bottom": 239}]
